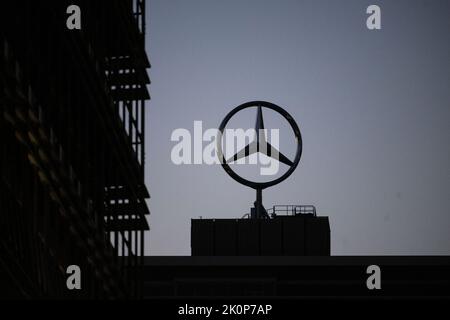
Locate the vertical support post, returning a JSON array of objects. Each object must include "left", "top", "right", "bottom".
[
  {"left": 256, "top": 188, "right": 263, "bottom": 219},
  {"left": 140, "top": 99, "right": 145, "bottom": 177},
  {"left": 140, "top": 228, "right": 144, "bottom": 298}
]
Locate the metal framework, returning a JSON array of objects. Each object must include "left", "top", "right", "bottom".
[
  {"left": 0, "top": 0, "right": 151, "bottom": 298},
  {"left": 267, "top": 205, "right": 317, "bottom": 217}
]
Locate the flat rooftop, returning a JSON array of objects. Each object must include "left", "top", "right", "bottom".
[
  {"left": 140, "top": 256, "right": 450, "bottom": 299},
  {"left": 143, "top": 255, "right": 450, "bottom": 266}
]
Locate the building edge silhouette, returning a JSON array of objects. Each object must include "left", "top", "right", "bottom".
[{"left": 0, "top": 0, "right": 151, "bottom": 298}]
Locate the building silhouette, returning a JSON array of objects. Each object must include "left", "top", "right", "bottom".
[
  {"left": 192, "top": 205, "right": 330, "bottom": 256},
  {"left": 140, "top": 205, "right": 449, "bottom": 299},
  {"left": 142, "top": 256, "right": 450, "bottom": 299},
  {"left": 0, "top": 0, "right": 150, "bottom": 298},
  {"left": 1, "top": 0, "right": 449, "bottom": 302}
]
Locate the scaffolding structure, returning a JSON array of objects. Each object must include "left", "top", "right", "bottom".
[{"left": 0, "top": 0, "right": 151, "bottom": 298}]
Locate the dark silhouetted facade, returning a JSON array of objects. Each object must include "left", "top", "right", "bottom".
[
  {"left": 0, "top": 0, "right": 150, "bottom": 298},
  {"left": 191, "top": 205, "right": 330, "bottom": 256},
  {"left": 142, "top": 256, "right": 450, "bottom": 299}
]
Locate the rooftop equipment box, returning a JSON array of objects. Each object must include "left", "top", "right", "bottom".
[{"left": 191, "top": 215, "right": 330, "bottom": 256}]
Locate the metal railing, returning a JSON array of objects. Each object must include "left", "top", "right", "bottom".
[{"left": 267, "top": 205, "right": 317, "bottom": 217}]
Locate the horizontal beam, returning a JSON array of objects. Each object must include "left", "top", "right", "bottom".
[
  {"left": 111, "top": 87, "right": 150, "bottom": 101},
  {"left": 105, "top": 185, "right": 150, "bottom": 200},
  {"left": 108, "top": 71, "right": 150, "bottom": 86},
  {"left": 106, "top": 217, "right": 149, "bottom": 231},
  {"left": 106, "top": 202, "right": 150, "bottom": 217},
  {"left": 107, "top": 55, "right": 150, "bottom": 70}
]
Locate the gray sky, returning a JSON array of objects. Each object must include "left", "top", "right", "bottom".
[{"left": 144, "top": 0, "right": 450, "bottom": 255}]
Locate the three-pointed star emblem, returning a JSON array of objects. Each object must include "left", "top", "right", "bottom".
[{"left": 227, "top": 106, "right": 294, "bottom": 167}]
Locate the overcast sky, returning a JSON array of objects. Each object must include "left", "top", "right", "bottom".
[{"left": 144, "top": 0, "right": 450, "bottom": 255}]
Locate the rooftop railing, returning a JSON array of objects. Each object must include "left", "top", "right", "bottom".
[{"left": 267, "top": 205, "right": 317, "bottom": 217}]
